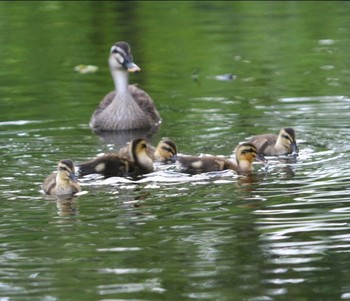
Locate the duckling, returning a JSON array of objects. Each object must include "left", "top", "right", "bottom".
[
  {"left": 42, "top": 159, "right": 81, "bottom": 196},
  {"left": 153, "top": 138, "right": 177, "bottom": 163},
  {"left": 118, "top": 138, "right": 177, "bottom": 163},
  {"left": 90, "top": 41, "right": 161, "bottom": 132},
  {"left": 177, "top": 143, "right": 267, "bottom": 175},
  {"left": 247, "top": 127, "right": 298, "bottom": 156},
  {"left": 77, "top": 138, "right": 154, "bottom": 178}
]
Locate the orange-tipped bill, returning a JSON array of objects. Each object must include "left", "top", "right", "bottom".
[{"left": 126, "top": 61, "right": 141, "bottom": 73}]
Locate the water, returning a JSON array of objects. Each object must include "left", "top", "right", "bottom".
[{"left": 1, "top": 2, "right": 350, "bottom": 300}]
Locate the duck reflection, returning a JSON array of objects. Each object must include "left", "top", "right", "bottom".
[
  {"left": 265, "top": 156, "right": 297, "bottom": 179},
  {"left": 55, "top": 195, "right": 79, "bottom": 218},
  {"left": 92, "top": 127, "right": 159, "bottom": 152}
]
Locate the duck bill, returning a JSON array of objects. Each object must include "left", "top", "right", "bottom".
[
  {"left": 170, "top": 154, "right": 178, "bottom": 163},
  {"left": 255, "top": 153, "right": 268, "bottom": 164},
  {"left": 123, "top": 59, "right": 141, "bottom": 73},
  {"left": 69, "top": 173, "right": 79, "bottom": 183},
  {"left": 291, "top": 143, "right": 299, "bottom": 155}
]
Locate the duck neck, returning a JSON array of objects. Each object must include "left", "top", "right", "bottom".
[
  {"left": 111, "top": 68, "right": 129, "bottom": 94},
  {"left": 56, "top": 173, "right": 70, "bottom": 187},
  {"left": 237, "top": 159, "right": 253, "bottom": 172},
  {"left": 275, "top": 136, "right": 288, "bottom": 152},
  {"left": 132, "top": 151, "right": 154, "bottom": 172}
]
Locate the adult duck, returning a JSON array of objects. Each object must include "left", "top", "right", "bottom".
[{"left": 90, "top": 41, "right": 161, "bottom": 132}]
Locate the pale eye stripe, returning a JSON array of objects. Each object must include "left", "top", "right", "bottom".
[{"left": 110, "top": 46, "right": 126, "bottom": 56}]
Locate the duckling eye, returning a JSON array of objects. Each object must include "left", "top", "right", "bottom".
[
  {"left": 59, "top": 167, "right": 69, "bottom": 172},
  {"left": 282, "top": 135, "right": 291, "bottom": 140},
  {"left": 162, "top": 146, "right": 173, "bottom": 153},
  {"left": 241, "top": 148, "right": 255, "bottom": 154}
]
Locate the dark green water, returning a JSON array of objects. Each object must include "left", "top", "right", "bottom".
[{"left": 1, "top": 2, "right": 350, "bottom": 300}]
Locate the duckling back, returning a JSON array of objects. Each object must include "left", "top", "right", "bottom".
[
  {"left": 77, "top": 154, "right": 132, "bottom": 178},
  {"left": 177, "top": 155, "right": 234, "bottom": 174},
  {"left": 77, "top": 138, "right": 154, "bottom": 178},
  {"left": 177, "top": 143, "right": 266, "bottom": 175}
]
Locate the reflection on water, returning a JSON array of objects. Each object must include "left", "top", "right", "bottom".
[{"left": 92, "top": 126, "right": 161, "bottom": 151}]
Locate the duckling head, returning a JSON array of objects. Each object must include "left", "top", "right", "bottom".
[
  {"left": 57, "top": 159, "right": 78, "bottom": 183},
  {"left": 154, "top": 138, "right": 178, "bottom": 163},
  {"left": 277, "top": 128, "right": 298, "bottom": 154},
  {"left": 129, "top": 138, "right": 154, "bottom": 172},
  {"left": 109, "top": 41, "right": 141, "bottom": 73},
  {"left": 235, "top": 143, "right": 267, "bottom": 170}
]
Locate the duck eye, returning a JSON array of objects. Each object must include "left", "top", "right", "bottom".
[{"left": 282, "top": 135, "right": 290, "bottom": 140}]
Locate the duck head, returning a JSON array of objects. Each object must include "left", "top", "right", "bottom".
[
  {"left": 277, "top": 128, "right": 298, "bottom": 155},
  {"left": 235, "top": 143, "right": 267, "bottom": 171},
  {"left": 154, "top": 139, "right": 178, "bottom": 163},
  {"left": 57, "top": 159, "right": 79, "bottom": 183},
  {"left": 109, "top": 41, "right": 141, "bottom": 73}
]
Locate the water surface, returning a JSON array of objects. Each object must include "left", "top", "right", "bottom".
[{"left": 1, "top": 2, "right": 350, "bottom": 301}]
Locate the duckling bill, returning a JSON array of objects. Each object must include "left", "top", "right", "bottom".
[
  {"left": 77, "top": 138, "right": 154, "bottom": 178},
  {"left": 42, "top": 159, "right": 81, "bottom": 196},
  {"left": 248, "top": 127, "right": 298, "bottom": 156},
  {"left": 177, "top": 142, "right": 266, "bottom": 175}
]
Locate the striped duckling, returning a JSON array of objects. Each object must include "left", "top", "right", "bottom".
[
  {"left": 42, "top": 159, "right": 81, "bottom": 196},
  {"left": 177, "top": 142, "right": 267, "bottom": 175},
  {"left": 118, "top": 138, "right": 177, "bottom": 163},
  {"left": 247, "top": 127, "right": 298, "bottom": 156},
  {"left": 90, "top": 41, "right": 161, "bottom": 132},
  {"left": 77, "top": 138, "right": 154, "bottom": 178}
]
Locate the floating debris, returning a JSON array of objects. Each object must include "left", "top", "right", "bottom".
[
  {"left": 214, "top": 73, "right": 236, "bottom": 81},
  {"left": 74, "top": 65, "right": 98, "bottom": 74},
  {"left": 318, "top": 39, "right": 335, "bottom": 46},
  {"left": 320, "top": 65, "right": 335, "bottom": 71},
  {"left": 191, "top": 69, "right": 201, "bottom": 85}
]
